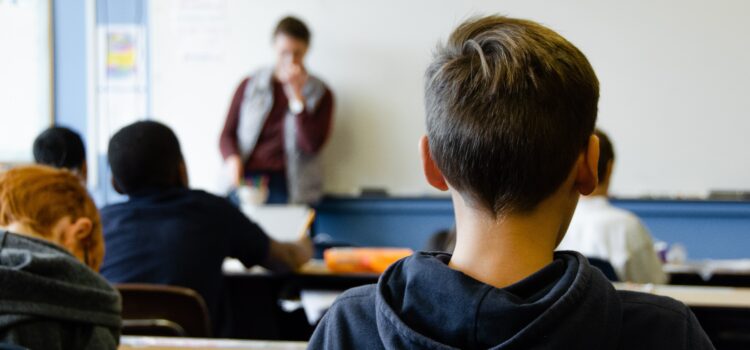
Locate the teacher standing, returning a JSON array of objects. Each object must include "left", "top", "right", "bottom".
[{"left": 220, "top": 16, "right": 334, "bottom": 204}]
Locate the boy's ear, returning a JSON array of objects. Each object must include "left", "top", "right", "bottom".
[
  {"left": 419, "top": 135, "right": 449, "bottom": 191},
  {"left": 68, "top": 217, "right": 93, "bottom": 241},
  {"left": 575, "top": 134, "right": 600, "bottom": 195}
]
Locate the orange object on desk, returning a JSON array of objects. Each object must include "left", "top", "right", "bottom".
[{"left": 324, "top": 247, "right": 414, "bottom": 274}]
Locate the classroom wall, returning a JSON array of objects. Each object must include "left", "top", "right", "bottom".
[{"left": 148, "top": 0, "right": 750, "bottom": 198}]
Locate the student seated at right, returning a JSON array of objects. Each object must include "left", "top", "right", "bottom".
[
  {"left": 99, "top": 121, "right": 313, "bottom": 335},
  {"left": 33, "top": 126, "right": 88, "bottom": 182},
  {"left": 309, "top": 15, "right": 712, "bottom": 349},
  {"left": 557, "top": 129, "right": 667, "bottom": 284},
  {"left": 0, "top": 165, "right": 120, "bottom": 349}
]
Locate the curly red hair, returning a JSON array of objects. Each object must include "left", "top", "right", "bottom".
[{"left": 0, "top": 165, "right": 103, "bottom": 270}]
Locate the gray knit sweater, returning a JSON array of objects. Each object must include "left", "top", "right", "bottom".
[{"left": 0, "top": 231, "right": 121, "bottom": 349}]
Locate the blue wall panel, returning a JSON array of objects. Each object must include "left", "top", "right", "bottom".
[
  {"left": 53, "top": 0, "right": 88, "bottom": 139},
  {"left": 314, "top": 196, "right": 750, "bottom": 260}
]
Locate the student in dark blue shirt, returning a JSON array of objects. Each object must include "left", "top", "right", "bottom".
[
  {"left": 309, "top": 16, "right": 714, "bottom": 349},
  {"left": 100, "top": 121, "right": 312, "bottom": 335}
]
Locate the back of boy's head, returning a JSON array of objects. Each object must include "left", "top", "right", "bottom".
[
  {"left": 108, "top": 121, "right": 184, "bottom": 194},
  {"left": 595, "top": 129, "right": 615, "bottom": 183},
  {"left": 424, "top": 15, "right": 599, "bottom": 215},
  {"left": 33, "top": 127, "right": 86, "bottom": 172}
]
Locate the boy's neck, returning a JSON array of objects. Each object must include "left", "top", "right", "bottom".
[
  {"left": 588, "top": 181, "right": 610, "bottom": 197},
  {"left": 448, "top": 191, "right": 574, "bottom": 289}
]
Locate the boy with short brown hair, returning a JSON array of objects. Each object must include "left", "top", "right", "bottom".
[{"left": 309, "top": 15, "right": 712, "bottom": 349}]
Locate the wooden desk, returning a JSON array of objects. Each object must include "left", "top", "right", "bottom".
[
  {"left": 615, "top": 283, "right": 750, "bottom": 308},
  {"left": 221, "top": 262, "right": 378, "bottom": 340},
  {"left": 223, "top": 259, "right": 379, "bottom": 291},
  {"left": 119, "top": 336, "right": 306, "bottom": 350},
  {"left": 666, "top": 261, "right": 750, "bottom": 287},
  {"left": 617, "top": 283, "right": 750, "bottom": 349}
]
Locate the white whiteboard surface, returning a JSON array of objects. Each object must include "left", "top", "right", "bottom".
[
  {"left": 0, "top": 0, "right": 51, "bottom": 162},
  {"left": 149, "top": 0, "right": 750, "bottom": 198}
]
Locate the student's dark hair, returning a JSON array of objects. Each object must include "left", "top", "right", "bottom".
[
  {"left": 425, "top": 15, "right": 599, "bottom": 215},
  {"left": 595, "top": 129, "right": 615, "bottom": 184},
  {"left": 33, "top": 126, "right": 86, "bottom": 171},
  {"left": 108, "top": 121, "right": 184, "bottom": 194},
  {"left": 273, "top": 16, "right": 311, "bottom": 44}
]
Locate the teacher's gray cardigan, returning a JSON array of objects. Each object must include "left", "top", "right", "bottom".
[{"left": 237, "top": 67, "right": 329, "bottom": 204}]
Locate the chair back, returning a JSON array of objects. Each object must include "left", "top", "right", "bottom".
[{"left": 116, "top": 283, "right": 211, "bottom": 337}]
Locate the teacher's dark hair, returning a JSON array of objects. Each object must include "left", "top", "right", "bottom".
[
  {"left": 108, "top": 121, "right": 184, "bottom": 194},
  {"left": 274, "top": 16, "right": 311, "bottom": 45},
  {"left": 33, "top": 126, "right": 86, "bottom": 172},
  {"left": 424, "top": 15, "right": 599, "bottom": 216}
]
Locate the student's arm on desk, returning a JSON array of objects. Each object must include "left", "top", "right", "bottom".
[
  {"left": 260, "top": 208, "right": 316, "bottom": 272},
  {"left": 226, "top": 200, "right": 312, "bottom": 271},
  {"left": 227, "top": 201, "right": 314, "bottom": 272},
  {"left": 261, "top": 235, "right": 314, "bottom": 272}
]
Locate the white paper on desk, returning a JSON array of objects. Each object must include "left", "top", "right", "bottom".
[
  {"left": 222, "top": 258, "right": 269, "bottom": 273},
  {"left": 300, "top": 290, "right": 342, "bottom": 325},
  {"left": 701, "top": 259, "right": 750, "bottom": 280},
  {"left": 668, "top": 259, "right": 750, "bottom": 281},
  {"left": 241, "top": 204, "right": 311, "bottom": 242}
]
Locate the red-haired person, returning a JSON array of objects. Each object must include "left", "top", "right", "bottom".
[{"left": 0, "top": 165, "right": 120, "bottom": 349}]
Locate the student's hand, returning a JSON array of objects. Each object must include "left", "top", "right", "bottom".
[
  {"left": 295, "top": 234, "right": 314, "bottom": 265},
  {"left": 226, "top": 154, "right": 244, "bottom": 187},
  {"left": 264, "top": 239, "right": 313, "bottom": 272}
]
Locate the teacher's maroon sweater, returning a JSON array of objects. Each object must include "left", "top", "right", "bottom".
[{"left": 220, "top": 76, "right": 334, "bottom": 173}]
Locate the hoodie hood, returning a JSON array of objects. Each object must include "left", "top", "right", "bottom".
[
  {"left": 375, "top": 251, "right": 622, "bottom": 349},
  {"left": 0, "top": 231, "right": 121, "bottom": 330}
]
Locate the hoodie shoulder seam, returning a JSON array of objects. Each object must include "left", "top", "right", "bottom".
[
  {"left": 376, "top": 300, "right": 457, "bottom": 350},
  {"left": 335, "top": 293, "right": 372, "bottom": 303},
  {"left": 621, "top": 299, "right": 688, "bottom": 317},
  {"left": 334, "top": 285, "right": 376, "bottom": 302},
  {"left": 472, "top": 285, "right": 494, "bottom": 347}
]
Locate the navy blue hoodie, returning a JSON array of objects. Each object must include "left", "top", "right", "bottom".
[{"left": 309, "top": 251, "right": 713, "bottom": 349}]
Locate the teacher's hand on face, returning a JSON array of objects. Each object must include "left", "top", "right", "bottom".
[{"left": 279, "top": 63, "right": 308, "bottom": 103}]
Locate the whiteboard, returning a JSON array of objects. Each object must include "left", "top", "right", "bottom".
[
  {"left": 0, "top": 0, "right": 52, "bottom": 162},
  {"left": 149, "top": 0, "right": 750, "bottom": 198}
]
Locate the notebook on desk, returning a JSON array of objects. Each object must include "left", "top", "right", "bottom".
[{"left": 240, "top": 204, "right": 314, "bottom": 242}]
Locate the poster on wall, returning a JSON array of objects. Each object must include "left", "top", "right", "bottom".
[
  {"left": 95, "top": 24, "right": 148, "bottom": 152},
  {"left": 97, "top": 24, "right": 146, "bottom": 89},
  {"left": 106, "top": 31, "right": 138, "bottom": 80}
]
